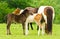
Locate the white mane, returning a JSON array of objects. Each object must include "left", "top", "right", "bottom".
[{"left": 18, "top": 9, "right": 24, "bottom": 15}]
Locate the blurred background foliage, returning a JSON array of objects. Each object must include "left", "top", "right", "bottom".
[{"left": 0, "top": 0, "right": 60, "bottom": 24}]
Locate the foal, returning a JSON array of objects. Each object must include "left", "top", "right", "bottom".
[
  {"left": 6, "top": 8, "right": 34, "bottom": 35},
  {"left": 24, "top": 7, "right": 38, "bottom": 30}
]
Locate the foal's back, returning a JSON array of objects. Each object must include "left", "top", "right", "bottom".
[
  {"left": 7, "top": 13, "right": 26, "bottom": 23},
  {"left": 7, "top": 8, "right": 33, "bottom": 23}
]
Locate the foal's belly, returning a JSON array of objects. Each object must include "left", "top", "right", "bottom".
[{"left": 26, "top": 15, "right": 35, "bottom": 23}]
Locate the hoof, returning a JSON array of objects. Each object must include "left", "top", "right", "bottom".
[{"left": 7, "top": 33, "right": 11, "bottom": 35}]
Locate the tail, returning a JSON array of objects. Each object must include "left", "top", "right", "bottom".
[
  {"left": 45, "top": 7, "right": 53, "bottom": 34},
  {"left": 4, "top": 15, "right": 7, "bottom": 23}
]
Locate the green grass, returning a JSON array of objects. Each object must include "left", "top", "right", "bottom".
[{"left": 0, "top": 23, "right": 60, "bottom": 39}]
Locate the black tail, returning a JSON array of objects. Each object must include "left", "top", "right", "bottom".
[
  {"left": 4, "top": 15, "right": 7, "bottom": 23},
  {"left": 45, "top": 7, "right": 53, "bottom": 34}
]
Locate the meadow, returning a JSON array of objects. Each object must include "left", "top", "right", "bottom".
[
  {"left": 0, "top": 23, "right": 60, "bottom": 39},
  {"left": 0, "top": 0, "right": 60, "bottom": 39}
]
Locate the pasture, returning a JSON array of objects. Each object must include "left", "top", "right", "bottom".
[{"left": 0, "top": 23, "right": 60, "bottom": 39}]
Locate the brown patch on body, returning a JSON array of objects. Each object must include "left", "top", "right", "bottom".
[
  {"left": 34, "top": 14, "right": 42, "bottom": 28},
  {"left": 34, "top": 14, "right": 42, "bottom": 21},
  {"left": 13, "top": 8, "right": 21, "bottom": 15}
]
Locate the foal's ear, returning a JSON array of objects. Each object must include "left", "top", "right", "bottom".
[
  {"left": 24, "top": 9, "right": 29, "bottom": 12},
  {"left": 22, "top": 9, "right": 29, "bottom": 13},
  {"left": 24, "top": 9, "right": 28, "bottom": 11}
]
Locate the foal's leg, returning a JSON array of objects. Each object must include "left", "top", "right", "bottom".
[
  {"left": 28, "top": 23, "right": 29, "bottom": 30},
  {"left": 7, "top": 21, "right": 11, "bottom": 35},
  {"left": 38, "top": 26, "right": 40, "bottom": 36},
  {"left": 28, "top": 23, "right": 33, "bottom": 30},
  {"left": 30, "top": 23, "right": 33, "bottom": 30},
  {"left": 41, "top": 23, "right": 45, "bottom": 35},
  {"left": 25, "top": 21, "right": 28, "bottom": 35},
  {"left": 22, "top": 23, "right": 25, "bottom": 35},
  {"left": 35, "top": 20, "right": 42, "bottom": 36},
  {"left": 37, "top": 26, "right": 39, "bottom": 30}
]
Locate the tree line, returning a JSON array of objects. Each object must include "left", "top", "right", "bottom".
[{"left": 0, "top": 0, "right": 60, "bottom": 24}]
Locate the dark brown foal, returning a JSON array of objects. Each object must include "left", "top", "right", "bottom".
[{"left": 6, "top": 9, "right": 33, "bottom": 35}]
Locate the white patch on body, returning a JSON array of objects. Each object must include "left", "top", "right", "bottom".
[
  {"left": 38, "top": 6, "right": 47, "bottom": 24},
  {"left": 20, "top": 10, "right": 24, "bottom": 14},
  {"left": 18, "top": 10, "right": 24, "bottom": 15},
  {"left": 26, "top": 14, "right": 37, "bottom": 23}
]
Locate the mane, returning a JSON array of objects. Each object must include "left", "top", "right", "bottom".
[
  {"left": 20, "top": 10, "right": 24, "bottom": 14},
  {"left": 20, "top": 9, "right": 28, "bottom": 15}
]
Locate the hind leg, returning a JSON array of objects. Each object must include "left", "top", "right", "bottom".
[
  {"left": 35, "top": 20, "right": 42, "bottom": 36},
  {"left": 28, "top": 23, "right": 29, "bottom": 30},
  {"left": 7, "top": 21, "right": 11, "bottom": 35},
  {"left": 22, "top": 23, "right": 25, "bottom": 35},
  {"left": 30, "top": 23, "right": 33, "bottom": 30},
  {"left": 28, "top": 23, "right": 33, "bottom": 30},
  {"left": 41, "top": 23, "right": 45, "bottom": 35},
  {"left": 37, "top": 26, "right": 39, "bottom": 30}
]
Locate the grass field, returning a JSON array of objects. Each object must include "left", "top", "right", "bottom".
[{"left": 0, "top": 23, "right": 60, "bottom": 39}]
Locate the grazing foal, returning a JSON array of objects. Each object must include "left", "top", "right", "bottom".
[
  {"left": 6, "top": 8, "right": 33, "bottom": 35},
  {"left": 25, "top": 7, "right": 38, "bottom": 30},
  {"left": 25, "top": 6, "right": 55, "bottom": 35}
]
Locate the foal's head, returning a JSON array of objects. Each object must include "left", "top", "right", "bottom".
[
  {"left": 25, "top": 7, "right": 38, "bottom": 14},
  {"left": 20, "top": 8, "right": 34, "bottom": 17}
]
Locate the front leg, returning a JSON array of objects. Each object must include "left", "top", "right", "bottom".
[
  {"left": 22, "top": 23, "right": 25, "bottom": 35},
  {"left": 25, "top": 21, "right": 28, "bottom": 35},
  {"left": 28, "top": 23, "right": 33, "bottom": 30},
  {"left": 30, "top": 23, "right": 33, "bottom": 30},
  {"left": 37, "top": 26, "right": 39, "bottom": 30}
]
